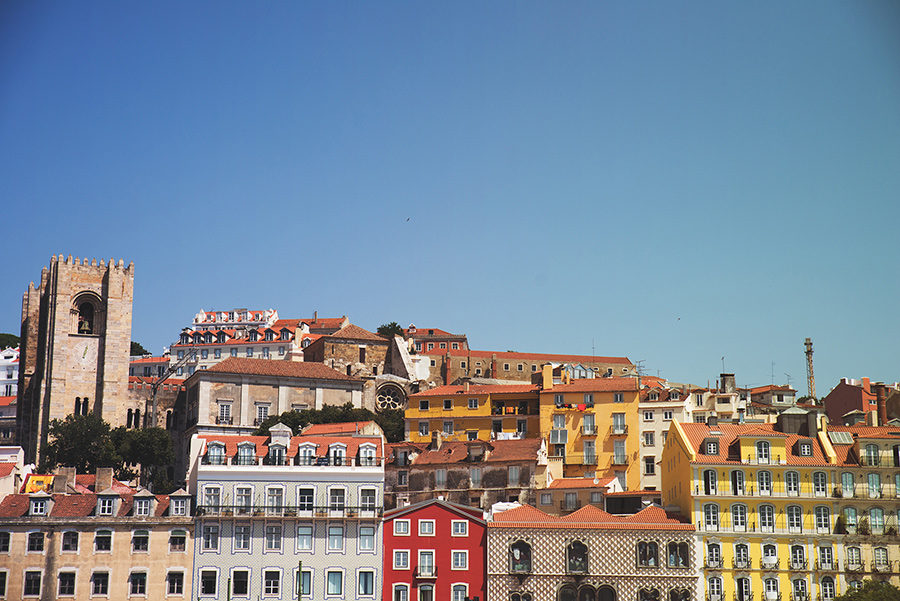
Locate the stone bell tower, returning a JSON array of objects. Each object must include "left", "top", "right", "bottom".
[{"left": 16, "top": 255, "right": 134, "bottom": 464}]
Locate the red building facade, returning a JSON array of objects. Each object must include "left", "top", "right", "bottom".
[{"left": 383, "top": 498, "right": 486, "bottom": 601}]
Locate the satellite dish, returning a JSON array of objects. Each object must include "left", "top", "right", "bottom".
[{"left": 593, "top": 478, "right": 599, "bottom": 485}]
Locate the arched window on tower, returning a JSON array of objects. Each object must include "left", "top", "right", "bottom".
[{"left": 77, "top": 302, "right": 95, "bottom": 334}]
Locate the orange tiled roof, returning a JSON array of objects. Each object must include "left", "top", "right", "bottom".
[
  {"left": 422, "top": 348, "right": 632, "bottom": 365},
  {"left": 680, "top": 423, "right": 829, "bottom": 466},
  {"left": 198, "top": 433, "right": 383, "bottom": 459},
  {"left": 547, "top": 476, "right": 616, "bottom": 490},
  {"left": 303, "top": 421, "right": 376, "bottom": 436},
  {"left": 323, "top": 324, "right": 386, "bottom": 342},
  {"left": 398, "top": 439, "right": 541, "bottom": 466},
  {"left": 490, "top": 503, "right": 693, "bottom": 530},
  {"left": 202, "top": 358, "right": 359, "bottom": 381},
  {"left": 130, "top": 356, "right": 168, "bottom": 364},
  {"left": 410, "top": 384, "right": 539, "bottom": 398},
  {"left": 544, "top": 378, "right": 639, "bottom": 393},
  {"left": 0, "top": 397, "right": 15, "bottom": 407},
  {"left": 750, "top": 384, "right": 797, "bottom": 394},
  {"left": 0, "top": 463, "right": 16, "bottom": 478},
  {"left": 828, "top": 425, "right": 900, "bottom": 440}
]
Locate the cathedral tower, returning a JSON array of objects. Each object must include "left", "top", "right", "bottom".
[{"left": 16, "top": 255, "right": 134, "bottom": 464}]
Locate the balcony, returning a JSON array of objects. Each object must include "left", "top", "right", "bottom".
[
  {"left": 789, "top": 559, "right": 808, "bottom": 571},
  {"left": 705, "top": 557, "right": 723, "bottom": 569},
  {"left": 861, "top": 456, "right": 881, "bottom": 467},
  {"left": 195, "top": 504, "right": 384, "bottom": 518},
  {"left": 216, "top": 416, "right": 233, "bottom": 425},
  {"left": 414, "top": 565, "right": 437, "bottom": 579},
  {"left": 612, "top": 455, "right": 628, "bottom": 466},
  {"left": 760, "top": 559, "right": 781, "bottom": 571},
  {"left": 872, "top": 561, "right": 894, "bottom": 574},
  {"left": 791, "top": 594, "right": 809, "bottom": 601},
  {"left": 582, "top": 425, "right": 597, "bottom": 436},
  {"left": 815, "top": 560, "right": 838, "bottom": 571},
  {"left": 845, "top": 562, "right": 865, "bottom": 573},
  {"left": 732, "top": 558, "right": 752, "bottom": 570},
  {"left": 610, "top": 425, "right": 628, "bottom": 436}
]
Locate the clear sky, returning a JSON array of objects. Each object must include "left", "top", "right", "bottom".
[{"left": 2, "top": 2, "right": 898, "bottom": 394}]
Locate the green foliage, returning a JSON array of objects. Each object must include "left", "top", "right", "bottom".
[
  {"left": 40, "top": 413, "right": 122, "bottom": 474},
  {"left": 254, "top": 402, "right": 404, "bottom": 443},
  {"left": 377, "top": 322, "right": 404, "bottom": 338},
  {"left": 41, "top": 415, "right": 175, "bottom": 492},
  {"left": 130, "top": 340, "right": 150, "bottom": 356},
  {"left": 0, "top": 333, "right": 19, "bottom": 349},
  {"left": 835, "top": 581, "right": 900, "bottom": 601}
]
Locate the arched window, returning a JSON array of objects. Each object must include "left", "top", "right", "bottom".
[
  {"left": 559, "top": 585, "right": 577, "bottom": 601},
  {"left": 785, "top": 471, "right": 800, "bottom": 495},
  {"left": 133, "top": 409, "right": 140, "bottom": 428},
  {"left": 667, "top": 542, "right": 689, "bottom": 567},
  {"left": 393, "top": 584, "right": 408, "bottom": 601},
  {"left": 868, "top": 473, "right": 882, "bottom": 498},
  {"left": 126, "top": 408, "right": 133, "bottom": 428},
  {"left": 452, "top": 585, "right": 468, "bottom": 601},
  {"left": 762, "top": 544, "right": 778, "bottom": 568},
  {"left": 736, "top": 577, "right": 751, "bottom": 601},
  {"left": 637, "top": 541, "right": 658, "bottom": 567},
  {"left": 787, "top": 505, "right": 803, "bottom": 532},
  {"left": 843, "top": 507, "right": 858, "bottom": 532},
  {"left": 669, "top": 589, "right": 690, "bottom": 601},
  {"left": 578, "top": 585, "right": 595, "bottom": 601},
  {"left": 236, "top": 443, "right": 255, "bottom": 466},
  {"left": 206, "top": 443, "right": 225, "bottom": 465},
  {"left": 869, "top": 507, "right": 884, "bottom": 533},
  {"left": 510, "top": 541, "right": 532, "bottom": 573},
  {"left": 704, "top": 504, "right": 719, "bottom": 531},
  {"left": 708, "top": 578, "right": 723, "bottom": 601},
  {"left": 567, "top": 540, "right": 588, "bottom": 573},
  {"left": 815, "top": 506, "right": 830, "bottom": 532},
  {"left": 764, "top": 578, "right": 779, "bottom": 600},
  {"left": 597, "top": 586, "right": 616, "bottom": 601},
  {"left": 846, "top": 546, "right": 861, "bottom": 569},
  {"left": 706, "top": 542, "right": 721, "bottom": 568},
  {"left": 703, "top": 469, "right": 717, "bottom": 495},
  {"left": 75, "top": 397, "right": 82, "bottom": 415},
  {"left": 734, "top": 543, "right": 750, "bottom": 569},
  {"left": 731, "top": 504, "right": 747, "bottom": 531},
  {"left": 792, "top": 579, "right": 807, "bottom": 601},
  {"left": 77, "top": 301, "right": 95, "bottom": 334},
  {"left": 731, "top": 470, "right": 745, "bottom": 494},
  {"left": 267, "top": 445, "right": 285, "bottom": 466},
  {"left": 813, "top": 472, "right": 827, "bottom": 496},
  {"left": 757, "top": 470, "right": 772, "bottom": 495},
  {"left": 841, "top": 472, "right": 854, "bottom": 497},
  {"left": 638, "top": 588, "right": 660, "bottom": 601},
  {"left": 759, "top": 504, "right": 775, "bottom": 532},
  {"left": 790, "top": 545, "right": 806, "bottom": 570},
  {"left": 820, "top": 577, "right": 835, "bottom": 601},
  {"left": 756, "top": 441, "right": 770, "bottom": 463}
]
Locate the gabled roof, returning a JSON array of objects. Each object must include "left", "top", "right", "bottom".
[
  {"left": 420, "top": 347, "right": 632, "bottom": 365},
  {"left": 544, "top": 378, "right": 639, "bottom": 393},
  {"left": 197, "top": 433, "right": 383, "bottom": 459},
  {"left": 201, "top": 358, "right": 359, "bottom": 381},
  {"left": 384, "top": 497, "right": 485, "bottom": 524},
  {"left": 490, "top": 503, "right": 692, "bottom": 530},
  {"left": 323, "top": 324, "right": 386, "bottom": 342},
  {"left": 0, "top": 463, "right": 16, "bottom": 478},
  {"left": 393, "top": 438, "right": 541, "bottom": 466},
  {"left": 679, "top": 422, "right": 829, "bottom": 466},
  {"left": 302, "top": 421, "right": 376, "bottom": 436},
  {"left": 0, "top": 396, "right": 15, "bottom": 407},
  {"left": 410, "top": 384, "right": 539, "bottom": 398},
  {"left": 546, "top": 476, "right": 615, "bottom": 490}
]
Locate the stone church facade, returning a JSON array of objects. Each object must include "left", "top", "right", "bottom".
[{"left": 16, "top": 255, "right": 134, "bottom": 464}]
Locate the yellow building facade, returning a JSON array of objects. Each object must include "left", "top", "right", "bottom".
[
  {"left": 405, "top": 383, "right": 541, "bottom": 443},
  {"left": 538, "top": 375, "right": 641, "bottom": 488},
  {"left": 662, "top": 414, "right": 900, "bottom": 601}
]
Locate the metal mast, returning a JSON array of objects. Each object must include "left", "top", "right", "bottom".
[{"left": 804, "top": 337, "right": 816, "bottom": 399}]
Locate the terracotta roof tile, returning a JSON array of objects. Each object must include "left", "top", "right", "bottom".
[
  {"left": 51, "top": 494, "right": 98, "bottom": 517},
  {"left": 130, "top": 356, "right": 168, "bottom": 364},
  {"left": 198, "top": 433, "right": 383, "bottom": 460},
  {"left": 490, "top": 504, "right": 693, "bottom": 530},
  {"left": 680, "top": 423, "right": 830, "bottom": 466},
  {"left": 405, "top": 439, "right": 541, "bottom": 466},
  {"left": 0, "top": 463, "right": 16, "bottom": 477},
  {"left": 422, "top": 348, "right": 632, "bottom": 364},
  {"left": 0, "top": 397, "right": 14, "bottom": 407},
  {"left": 202, "top": 358, "right": 360, "bottom": 381},
  {"left": 545, "top": 378, "right": 639, "bottom": 393},
  {"left": 303, "top": 421, "right": 376, "bottom": 436},
  {"left": 547, "top": 476, "right": 615, "bottom": 490},
  {"left": 410, "top": 384, "right": 539, "bottom": 398},
  {"left": 324, "top": 324, "right": 386, "bottom": 342},
  {"left": 0, "top": 494, "right": 28, "bottom": 517}
]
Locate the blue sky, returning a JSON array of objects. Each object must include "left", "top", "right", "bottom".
[{"left": 2, "top": 2, "right": 898, "bottom": 393}]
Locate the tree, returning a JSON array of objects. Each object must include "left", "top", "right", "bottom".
[
  {"left": 374, "top": 408, "right": 405, "bottom": 443},
  {"left": 377, "top": 322, "right": 404, "bottom": 339},
  {"left": 0, "top": 333, "right": 19, "bottom": 349},
  {"left": 40, "top": 413, "right": 122, "bottom": 474},
  {"left": 835, "top": 581, "right": 900, "bottom": 601},
  {"left": 130, "top": 340, "right": 150, "bottom": 356},
  {"left": 115, "top": 427, "right": 176, "bottom": 491},
  {"left": 254, "top": 403, "right": 404, "bottom": 443}
]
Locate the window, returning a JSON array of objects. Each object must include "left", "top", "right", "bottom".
[
  {"left": 328, "top": 525, "right": 343, "bottom": 550},
  {"left": 735, "top": 543, "right": 750, "bottom": 569},
  {"left": 509, "top": 465, "right": 521, "bottom": 484},
  {"left": 874, "top": 546, "right": 889, "bottom": 567},
  {"left": 868, "top": 472, "right": 882, "bottom": 498},
  {"left": 510, "top": 540, "right": 532, "bottom": 572},
  {"left": 394, "top": 550, "right": 410, "bottom": 569},
  {"left": 234, "top": 524, "right": 250, "bottom": 551},
  {"left": 358, "top": 571, "right": 375, "bottom": 596},
  {"left": 202, "top": 524, "right": 219, "bottom": 550},
  {"left": 27, "top": 532, "right": 44, "bottom": 552},
  {"left": 707, "top": 577, "right": 722, "bottom": 600},
  {"left": 614, "top": 439, "right": 626, "bottom": 463},
  {"left": 844, "top": 507, "right": 858, "bottom": 531},
  {"left": 394, "top": 584, "right": 409, "bottom": 601},
  {"left": 24, "top": 571, "right": 41, "bottom": 596},
  {"left": 398, "top": 470, "right": 408, "bottom": 485},
  {"left": 787, "top": 505, "right": 802, "bottom": 532},
  {"left": 264, "top": 570, "right": 280, "bottom": 595},
  {"left": 418, "top": 421, "right": 429, "bottom": 436},
  {"left": 664, "top": 410, "right": 673, "bottom": 420},
  {"left": 246, "top": 347, "right": 253, "bottom": 357},
  {"left": 470, "top": 467, "right": 482, "bottom": 487},
  {"left": 818, "top": 546, "right": 834, "bottom": 570},
  {"left": 167, "top": 572, "right": 184, "bottom": 595},
  {"left": 759, "top": 504, "right": 775, "bottom": 532},
  {"left": 703, "top": 469, "right": 718, "bottom": 495},
  {"left": 644, "top": 411, "right": 654, "bottom": 421},
  {"left": 813, "top": 472, "right": 827, "bottom": 496},
  {"left": 203, "top": 485, "right": 221, "bottom": 507},
  {"left": 503, "top": 363, "right": 510, "bottom": 371},
  {"left": 214, "top": 348, "right": 221, "bottom": 358},
  {"left": 419, "top": 550, "right": 435, "bottom": 577},
  {"left": 394, "top": 520, "right": 410, "bottom": 535},
  {"left": 758, "top": 470, "right": 772, "bottom": 495},
  {"left": 267, "top": 487, "right": 284, "bottom": 513},
  {"left": 821, "top": 577, "right": 835, "bottom": 601},
  {"left": 644, "top": 432, "right": 655, "bottom": 446},
  {"left": 419, "top": 400, "right": 429, "bottom": 411},
  {"left": 638, "top": 541, "right": 659, "bottom": 566},
  {"left": 763, "top": 544, "right": 778, "bottom": 568},
  {"left": 329, "top": 488, "right": 345, "bottom": 511},
  {"left": 61, "top": 531, "right": 78, "bottom": 552},
  {"left": 707, "top": 542, "right": 721, "bottom": 567},
  {"left": 298, "top": 571, "right": 311, "bottom": 597},
  {"left": 756, "top": 441, "right": 770, "bottom": 463},
  {"left": 452, "top": 550, "right": 468, "bottom": 569},
  {"left": 847, "top": 546, "right": 861, "bottom": 568},
  {"left": 200, "top": 570, "right": 217, "bottom": 595},
  {"left": 170, "top": 498, "right": 187, "bottom": 516},
  {"left": 870, "top": 507, "right": 885, "bottom": 532},
  {"left": 614, "top": 392, "right": 624, "bottom": 403},
  {"left": 359, "top": 526, "right": 375, "bottom": 551},
  {"left": 169, "top": 529, "right": 186, "bottom": 552},
  {"left": 0, "top": 531, "right": 8, "bottom": 552},
  {"left": 130, "top": 572, "right": 147, "bottom": 595},
  {"left": 644, "top": 456, "right": 656, "bottom": 475},
  {"left": 95, "top": 529, "right": 111, "bottom": 552},
  {"left": 799, "top": 442, "right": 812, "bottom": 456},
  {"left": 232, "top": 570, "right": 249, "bottom": 596},
  {"left": 786, "top": 471, "right": 800, "bottom": 496},
  {"left": 443, "top": 398, "right": 452, "bottom": 410},
  {"left": 230, "top": 348, "right": 237, "bottom": 357},
  {"left": 297, "top": 525, "right": 313, "bottom": 550},
  {"left": 435, "top": 468, "right": 447, "bottom": 488},
  {"left": 419, "top": 520, "right": 435, "bottom": 536},
  {"left": 815, "top": 506, "right": 830, "bottom": 532},
  {"left": 704, "top": 504, "right": 719, "bottom": 530},
  {"left": 732, "top": 504, "right": 747, "bottom": 530},
  {"left": 98, "top": 497, "right": 114, "bottom": 515},
  {"left": 468, "top": 398, "right": 478, "bottom": 409},
  {"left": 91, "top": 572, "right": 108, "bottom": 595},
  {"left": 705, "top": 441, "right": 718, "bottom": 455},
  {"left": 132, "top": 529, "right": 149, "bottom": 552},
  {"left": 58, "top": 572, "right": 75, "bottom": 596},
  {"left": 265, "top": 524, "right": 282, "bottom": 551},
  {"left": 452, "top": 520, "right": 468, "bottom": 536},
  {"left": 327, "top": 571, "right": 343, "bottom": 595},
  {"left": 30, "top": 499, "right": 46, "bottom": 516},
  {"left": 443, "top": 421, "right": 453, "bottom": 435},
  {"left": 453, "top": 584, "right": 468, "bottom": 601},
  {"left": 297, "top": 487, "right": 314, "bottom": 511}
]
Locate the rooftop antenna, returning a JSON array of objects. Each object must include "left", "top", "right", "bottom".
[
  {"left": 784, "top": 373, "right": 792, "bottom": 388},
  {"left": 721, "top": 356, "right": 725, "bottom": 373},
  {"left": 804, "top": 337, "right": 816, "bottom": 399},
  {"left": 770, "top": 361, "right": 775, "bottom": 385}
]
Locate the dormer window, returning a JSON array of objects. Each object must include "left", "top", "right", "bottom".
[
  {"left": 98, "top": 497, "right": 115, "bottom": 516},
  {"left": 236, "top": 443, "right": 255, "bottom": 466},
  {"left": 217, "top": 332, "right": 226, "bottom": 343},
  {"left": 706, "top": 441, "right": 719, "bottom": 455},
  {"left": 134, "top": 499, "right": 152, "bottom": 516},
  {"left": 30, "top": 498, "right": 47, "bottom": 516},
  {"left": 298, "top": 445, "right": 316, "bottom": 466},
  {"left": 468, "top": 445, "right": 485, "bottom": 462},
  {"left": 204, "top": 333, "right": 212, "bottom": 344},
  {"left": 799, "top": 442, "right": 813, "bottom": 457},
  {"left": 180, "top": 334, "right": 190, "bottom": 344},
  {"left": 359, "top": 444, "right": 377, "bottom": 466},
  {"left": 329, "top": 444, "right": 347, "bottom": 466},
  {"left": 193, "top": 334, "right": 202, "bottom": 344},
  {"left": 170, "top": 498, "right": 187, "bottom": 516},
  {"left": 265, "top": 331, "right": 274, "bottom": 341},
  {"left": 281, "top": 330, "right": 290, "bottom": 340},
  {"left": 648, "top": 392, "right": 659, "bottom": 401},
  {"left": 206, "top": 443, "right": 226, "bottom": 465},
  {"left": 267, "top": 445, "right": 286, "bottom": 466},
  {"left": 671, "top": 391, "right": 680, "bottom": 401},
  {"left": 249, "top": 331, "right": 258, "bottom": 342}
]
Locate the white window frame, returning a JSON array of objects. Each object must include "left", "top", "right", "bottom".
[
  {"left": 393, "top": 519, "right": 410, "bottom": 536},
  {"left": 394, "top": 549, "right": 410, "bottom": 570},
  {"left": 451, "top": 520, "right": 468, "bottom": 537},
  {"left": 419, "top": 519, "right": 435, "bottom": 536},
  {"left": 451, "top": 549, "right": 469, "bottom": 570}
]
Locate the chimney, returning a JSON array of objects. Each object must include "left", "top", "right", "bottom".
[
  {"left": 313, "top": 310, "right": 318, "bottom": 321},
  {"left": 707, "top": 415, "right": 718, "bottom": 427},
  {"left": 465, "top": 381, "right": 470, "bottom": 393},
  {"left": 52, "top": 470, "right": 70, "bottom": 493},
  {"left": 862, "top": 377, "right": 870, "bottom": 394},
  {"left": 95, "top": 467, "right": 114, "bottom": 492},
  {"left": 430, "top": 431, "right": 442, "bottom": 451},
  {"left": 873, "top": 382, "right": 887, "bottom": 427}
]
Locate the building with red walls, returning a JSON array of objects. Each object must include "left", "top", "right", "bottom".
[{"left": 383, "top": 498, "right": 486, "bottom": 601}]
